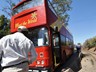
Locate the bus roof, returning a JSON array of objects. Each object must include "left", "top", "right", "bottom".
[{"left": 13, "top": 0, "right": 28, "bottom": 9}]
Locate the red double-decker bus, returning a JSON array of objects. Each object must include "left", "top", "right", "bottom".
[{"left": 11, "top": 0, "right": 74, "bottom": 72}]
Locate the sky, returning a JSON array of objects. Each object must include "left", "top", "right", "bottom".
[
  {"left": 0, "top": 0, "right": 96, "bottom": 45},
  {"left": 0, "top": 0, "right": 19, "bottom": 18},
  {"left": 68, "top": 0, "right": 96, "bottom": 44}
]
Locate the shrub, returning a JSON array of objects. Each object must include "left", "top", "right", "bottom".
[{"left": 83, "top": 36, "right": 96, "bottom": 49}]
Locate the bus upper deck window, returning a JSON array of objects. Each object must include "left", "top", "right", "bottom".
[{"left": 13, "top": 0, "right": 44, "bottom": 15}]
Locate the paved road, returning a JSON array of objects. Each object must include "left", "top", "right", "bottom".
[{"left": 55, "top": 52, "right": 81, "bottom": 72}]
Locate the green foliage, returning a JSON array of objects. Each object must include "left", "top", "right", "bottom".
[
  {"left": 83, "top": 36, "right": 96, "bottom": 49},
  {"left": 0, "top": 0, "right": 21, "bottom": 36},
  {"left": 0, "top": 15, "right": 10, "bottom": 38},
  {"left": 49, "top": 0, "right": 72, "bottom": 26}
]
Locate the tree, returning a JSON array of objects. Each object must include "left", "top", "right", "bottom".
[
  {"left": 0, "top": 15, "right": 10, "bottom": 36},
  {"left": 49, "top": 0, "right": 72, "bottom": 26},
  {"left": 0, "top": 0, "right": 21, "bottom": 36},
  {"left": 0, "top": 0, "right": 21, "bottom": 18},
  {"left": 83, "top": 36, "right": 96, "bottom": 49}
]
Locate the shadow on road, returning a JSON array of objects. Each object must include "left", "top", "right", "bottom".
[{"left": 55, "top": 52, "right": 81, "bottom": 72}]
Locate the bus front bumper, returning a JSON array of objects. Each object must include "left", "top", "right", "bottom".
[{"left": 28, "top": 67, "right": 52, "bottom": 72}]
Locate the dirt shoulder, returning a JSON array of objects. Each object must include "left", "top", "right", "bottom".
[
  {"left": 55, "top": 47, "right": 96, "bottom": 72},
  {"left": 55, "top": 52, "right": 81, "bottom": 72},
  {"left": 79, "top": 47, "right": 96, "bottom": 72}
]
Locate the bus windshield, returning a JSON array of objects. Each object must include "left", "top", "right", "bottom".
[
  {"left": 29, "top": 27, "right": 49, "bottom": 47},
  {"left": 13, "top": 0, "right": 44, "bottom": 15}
]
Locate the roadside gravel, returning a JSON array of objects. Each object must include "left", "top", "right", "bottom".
[{"left": 79, "top": 47, "right": 96, "bottom": 72}]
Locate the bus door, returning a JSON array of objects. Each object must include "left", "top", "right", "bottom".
[{"left": 52, "top": 32, "right": 61, "bottom": 66}]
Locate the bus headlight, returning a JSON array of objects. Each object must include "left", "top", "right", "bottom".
[
  {"left": 41, "top": 70, "right": 48, "bottom": 72},
  {"left": 28, "top": 69, "right": 32, "bottom": 72},
  {"left": 41, "top": 60, "right": 44, "bottom": 64},
  {"left": 36, "top": 61, "right": 40, "bottom": 64},
  {"left": 33, "top": 70, "right": 39, "bottom": 72}
]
